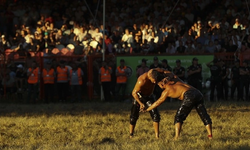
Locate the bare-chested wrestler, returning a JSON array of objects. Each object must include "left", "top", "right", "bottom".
[
  {"left": 145, "top": 68, "right": 212, "bottom": 140},
  {"left": 129, "top": 69, "right": 167, "bottom": 139}
]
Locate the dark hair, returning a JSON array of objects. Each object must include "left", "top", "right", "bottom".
[{"left": 151, "top": 70, "right": 167, "bottom": 82}]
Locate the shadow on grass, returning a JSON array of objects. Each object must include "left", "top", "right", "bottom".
[
  {"left": 99, "top": 138, "right": 115, "bottom": 144},
  {"left": 0, "top": 100, "right": 249, "bottom": 117}
]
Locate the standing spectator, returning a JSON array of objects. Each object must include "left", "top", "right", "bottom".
[
  {"left": 150, "top": 56, "right": 162, "bottom": 69},
  {"left": 187, "top": 57, "right": 202, "bottom": 92},
  {"left": 230, "top": 59, "right": 241, "bottom": 101},
  {"left": 136, "top": 59, "right": 149, "bottom": 78},
  {"left": 173, "top": 59, "right": 185, "bottom": 81},
  {"left": 115, "top": 59, "right": 128, "bottom": 102},
  {"left": 42, "top": 62, "right": 55, "bottom": 103},
  {"left": 69, "top": 62, "right": 84, "bottom": 102},
  {"left": 16, "top": 64, "right": 26, "bottom": 100},
  {"left": 161, "top": 59, "right": 172, "bottom": 71},
  {"left": 220, "top": 59, "right": 230, "bottom": 101},
  {"left": 206, "top": 58, "right": 222, "bottom": 102},
  {"left": 27, "top": 61, "right": 39, "bottom": 103},
  {"left": 99, "top": 61, "right": 112, "bottom": 102},
  {"left": 239, "top": 60, "right": 249, "bottom": 101},
  {"left": 56, "top": 60, "right": 69, "bottom": 102}
]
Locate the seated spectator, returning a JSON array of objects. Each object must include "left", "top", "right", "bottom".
[
  {"left": 110, "top": 30, "right": 121, "bottom": 45},
  {"left": 176, "top": 41, "right": 186, "bottom": 53},
  {"left": 47, "top": 31, "right": 56, "bottom": 48},
  {"left": 25, "top": 38, "right": 37, "bottom": 51},
  {"left": 92, "top": 27, "right": 103, "bottom": 42},
  {"left": 205, "top": 41, "right": 216, "bottom": 53},
  {"left": 55, "top": 29, "right": 63, "bottom": 45},
  {"left": 121, "top": 29, "right": 133, "bottom": 44},
  {"left": 75, "top": 27, "right": 87, "bottom": 45},
  {"left": 186, "top": 43, "right": 195, "bottom": 54},
  {"left": 165, "top": 43, "right": 175, "bottom": 54},
  {"left": 224, "top": 39, "right": 238, "bottom": 52},
  {"left": 214, "top": 39, "right": 222, "bottom": 52},
  {"left": 195, "top": 42, "right": 205, "bottom": 53},
  {"left": 0, "top": 35, "right": 11, "bottom": 51},
  {"left": 233, "top": 18, "right": 243, "bottom": 30},
  {"left": 141, "top": 39, "right": 150, "bottom": 53},
  {"left": 133, "top": 43, "right": 143, "bottom": 53}
]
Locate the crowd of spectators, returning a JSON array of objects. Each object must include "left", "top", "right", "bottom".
[
  {"left": 0, "top": 0, "right": 250, "bottom": 57},
  {"left": 1, "top": 0, "right": 250, "bottom": 101}
]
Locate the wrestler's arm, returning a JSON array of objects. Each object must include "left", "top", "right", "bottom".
[
  {"left": 146, "top": 89, "right": 169, "bottom": 111},
  {"left": 153, "top": 68, "right": 172, "bottom": 74},
  {"left": 131, "top": 79, "right": 144, "bottom": 106}
]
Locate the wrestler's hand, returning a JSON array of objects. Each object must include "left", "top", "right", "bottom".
[{"left": 139, "top": 104, "right": 146, "bottom": 112}]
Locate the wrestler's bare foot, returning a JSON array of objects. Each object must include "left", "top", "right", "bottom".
[
  {"left": 155, "top": 136, "right": 159, "bottom": 139},
  {"left": 129, "top": 133, "right": 133, "bottom": 138},
  {"left": 208, "top": 135, "right": 212, "bottom": 140},
  {"left": 173, "top": 136, "right": 179, "bottom": 141},
  {"left": 129, "top": 135, "right": 133, "bottom": 138}
]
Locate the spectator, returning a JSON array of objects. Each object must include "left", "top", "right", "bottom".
[
  {"left": 206, "top": 58, "right": 222, "bottom": 102},
  {"left": 195, "top": 42, "right": 205, "bottom": 54},
  {"left": 230, "top": 59, "right": 241, "bottom": 101},
  {"left": 205, "top": 41, "right": 217, "bottom": 53},
  {"left": 239, "top": 60, "right": 249, "bottom": 101},
  {"left": 173, "top": 59, "right": 185, "bottom": 81},
  {"left": 15, "top": 64, "right": 26, "bottom": 99},
  {"left": 165, "top": 43, "right": 175, "bottom": 54},
  {"left": 136, "top": 59, "right": 149, "bottom": 78},
  {"left": 161, "top": 59, "right": 172, "bottom": 71},
  {"left": 187, "top": 57, "right": 202, "bottom": 92},
  {"left": 27, "top": 61, "right": 39, "bottom": 103},
  {"left": 56, "top": 60, "right": 69, "bottom": 102},
  {"left": 176, "top": 41, "right": 186, "bottom": 53},
  {"left": 121, "top": 28, "right": 133, "bottom": 44},
  {"left": 69, "top": 62, "right": 84, "bottom": 102},
  {"left": 42, "top": 62, "right": 55, "bottom": 103},
  {"left": 99, "top": 61, "right": 112, "bottom": 102},
  {"left": 150, "top": 56, "right": 162, "bottom": 69},
  {"left": 115, "top": 59, "right": 128, "bottom": 101},
  {"left": 0, "top": 35, "right": 11, "bottom": 50}
]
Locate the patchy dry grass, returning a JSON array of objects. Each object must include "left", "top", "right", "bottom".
[{"left": 0, "top": 101, "right": 249, "bottom": 150}]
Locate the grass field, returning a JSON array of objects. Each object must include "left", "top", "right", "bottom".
[{"left": 0, "top": 101, "right": 249, "bottom": 150}]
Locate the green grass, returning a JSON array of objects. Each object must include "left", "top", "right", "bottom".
[{"left": 0, "top": 101, "right": 249, "bottom": 150}]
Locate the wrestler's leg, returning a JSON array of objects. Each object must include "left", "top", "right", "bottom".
[
  {"left": 174, "top": 122, "right": 182, "bottom": 141},
  {"left": 195, "top": 102, "right": 212, "bottom": 139},
  {"left": 146, "top": 100, "right": 161, "bottom": 138},
  {"left": 174, "top": 99, "right": 194, "bottom": 140},
  {"left": 129, "top": 99, "right": 140, "bottom": 138},
  {"left": 153, "top": 122, "right": 159, "bottom": 139},
  {"left": 206, "top": 124, "right": 213, "bottom": 140}
]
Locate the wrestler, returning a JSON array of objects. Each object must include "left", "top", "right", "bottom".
[
  {"left": 145, "top": 69, "right": 212, "bottom": 140},
  {"left": 129, "top": 69, "right": 170, "bottom": 139}
]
